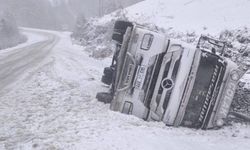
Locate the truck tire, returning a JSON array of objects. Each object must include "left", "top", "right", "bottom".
[
  {"left": 96, "top": 92, "right": 113, "bottom": 104},
  {"left": 103, "top": 67, "right": 113, "bottom": 77},
  {"left": 112, "top": 20, "right": 133, "bottom": 44},
  {"left": 101, "top": 74, "right": 112, "bottom": 85}
]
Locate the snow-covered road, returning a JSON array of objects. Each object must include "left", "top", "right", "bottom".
[
  {"left": 0, "top": 29, "right": 249, "bottom": 150},
  {"left": 0, "top": 30, "right": 58, "bottom": 93}
]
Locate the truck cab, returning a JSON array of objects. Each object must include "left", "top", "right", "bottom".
[
  {"left": 109, "top": 21, "right": 169, "bottom": 120},
  {"left": 96, "top": 20, "right": 245, "bottom": 129}
]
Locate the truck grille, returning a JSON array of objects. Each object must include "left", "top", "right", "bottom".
[
  {"left": 149, "top": 50, "right": 183, "bottom": 117},
  {"left": 159, "top": 53, "right": 181, "bottom": 110}
]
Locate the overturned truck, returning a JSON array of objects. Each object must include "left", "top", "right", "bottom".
[{"left": 96, "top": 20, "right": 245, "bottom": 129}]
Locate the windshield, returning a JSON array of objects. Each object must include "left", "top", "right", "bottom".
[{"left": 181, "top": 51, "right": 226, "bottom": 128}]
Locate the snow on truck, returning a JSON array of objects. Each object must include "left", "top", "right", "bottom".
[{"left": 96, "top": 20, "right": 245, "bottom": 129}]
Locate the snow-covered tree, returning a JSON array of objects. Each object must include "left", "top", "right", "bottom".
[
  {"left": 0, "top": 11, "right": 18, "bottom": 37},
  {"left": 0, "top": 11, "right": 27, "bottom": 50},
  {"left": 71, "top": 13, "right": 88, "bottom": 45}
]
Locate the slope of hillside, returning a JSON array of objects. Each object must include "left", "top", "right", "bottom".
[
  {"left": 125, "top": 0, "right": 250, "bottom": 34},
  {"left": 0, "top": 11, "right": 27, "bottom": 50}
]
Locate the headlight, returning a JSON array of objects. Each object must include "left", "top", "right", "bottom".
[
  {"left": 140, "top": 34, "right": 154, "bottom": 50},
  {"left": 230, "top": 71, "right": 240, "bottom": 81},
  {"left": 216, "top": 119, "right": 224, "bottom": 127}
]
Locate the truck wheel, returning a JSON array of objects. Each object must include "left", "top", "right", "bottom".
[
  {"left": 103, "top": 67, "right": 113, "bottom": 77},
  {"left": 112, "top": 20, "right": 133, "bottom": 44},
  {"left": 101, "top": 75, "right": 112, "bottom": 85},
  {"left": 96, "top": 92, "right": 113, "bottom": 104}
]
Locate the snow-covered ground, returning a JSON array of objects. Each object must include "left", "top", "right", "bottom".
[
  {"left": 0, "top": 29, "right": 249, "bottom": 150},
  {"left": 0, "top": 29, "right": 58, "bottom": 94},
  {"left": 1, "top": 0, "right": 250, "bottom": 149}
]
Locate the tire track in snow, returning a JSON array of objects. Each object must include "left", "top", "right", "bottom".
[{"left": 0, "top": 31, "right": 59, "bottom": 94}]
